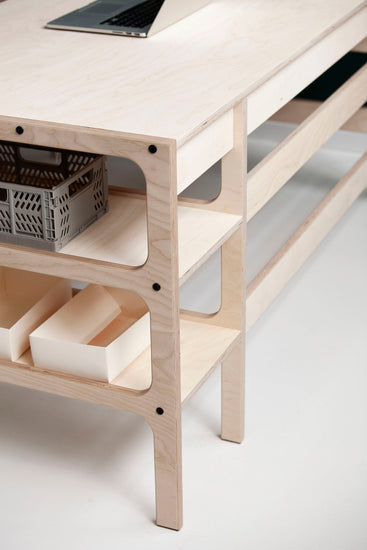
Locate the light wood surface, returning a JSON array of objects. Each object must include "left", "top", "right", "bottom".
[
  {"left": 114, "top": 319, "right": 240, "bottom": 403},
  {"left": 271, "top": 99, "right": 367, "bottom": 133},
  {"left": 2, "top": 318, "right": 240, "bottom": 403},
  {"left": 247, "top": 7, "right": 367, "bottom": 133},
  {"left": 219, "top": 103, "right": 246, "bottom": 444},
  {"left": 0, "top": 0, "right": 365, "bottom": 532},
  {"left": 248, "top": 64, "right": 367, "bottom": 220},
  {"left": 221, "top": 339, "right": 245, "bottom": 444},
  {"left": 354, "top": 37, "right": 367, "bottom": 51},
  {"left": 176, "top": 110, "right": 233, "bottom": 193},
  {"left": 62, "top": 192, "right": 242, "bottom": 281},
  {"left": 179, "top": 101, "right": 247, "bottom": 442},
  {"left": 0, "top": 191, "right": 241, "bottom": 286},
  {"left": 0, "top": 125, "right": 240, "bottom": 347},
  {"left": 0, "top": 0, "right": 365, "bottom": 143},
  {"left": 130, "top": 142, "right": 183, "bottom": 531},
  {"left": 247, "top": 151, "right": 367, "bottom": 331}
]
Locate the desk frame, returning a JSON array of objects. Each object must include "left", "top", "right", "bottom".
[{"left": 0, "top": 13, "right": 366, "bottom": 531}]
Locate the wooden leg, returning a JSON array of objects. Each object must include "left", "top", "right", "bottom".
[
  {"left": 152, "top": 415, "right": 183, "bottom": 530},
  {"left": 221, "top": 338, "right": 245, "bottom": 443},
  {"left": 142, "top": 143, "right": 182, "bottom": 529},
  {"left": 177, "top": 102, "right": 247, "bottom": 444}
]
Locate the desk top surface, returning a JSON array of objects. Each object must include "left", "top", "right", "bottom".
[{"left": 0, "top": 0, "right": 366, "bottom": 144}]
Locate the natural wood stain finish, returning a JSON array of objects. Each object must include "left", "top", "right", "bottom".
[
  {"left": 0, "top": 0, "right": 365, "bottom": 532},
  {"left": 272, "top": 100, "right": 367, "bottom": 133},
  {"left": 248, "top": 64, "right": 367, "bottom": 220},
  {"left": 0, "top": 0, "right": 366, "bottom": 144}
]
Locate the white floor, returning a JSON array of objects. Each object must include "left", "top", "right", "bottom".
[{"left": 1, "top": 125, "right": 367, "bottom": 550}]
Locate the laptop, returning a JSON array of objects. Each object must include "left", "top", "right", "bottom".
[{"left": 46, "top": 0, "right": 211, "bottom": 38}]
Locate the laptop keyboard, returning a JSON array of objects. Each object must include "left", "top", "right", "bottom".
[{"left": 102, "top": 0, "right": 164, "bottom": 28}]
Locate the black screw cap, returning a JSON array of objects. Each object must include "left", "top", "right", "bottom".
[
  {"left": 156, "top": 407, "right": 164, "bottom": 415},
  {"left": 152, "top": 283, "right": 161, "bottom": 292},
  {"left": 148, "top": 145, "right": 157, "bottom": 154},
  {"left": 16, "top": 126, "right": 24, "bottom": 135}
]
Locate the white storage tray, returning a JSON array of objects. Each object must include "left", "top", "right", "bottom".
[
  {"left": 0, "top": 268, "right": 72, "bottom": 361},
  {"left": 30, "top": 284, "right": 150, "bottom": 382}
]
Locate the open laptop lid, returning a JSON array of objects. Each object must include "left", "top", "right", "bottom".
[
  {"left": 46, "top": 0, "right": 211, "bottom": 38},
  {"left": 147, "top": 0, "right": 211, "bottom": 36}
]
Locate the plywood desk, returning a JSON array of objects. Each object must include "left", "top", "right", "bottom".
[{"left": 0, "top": 0, "right": 366, "bottom": 530}]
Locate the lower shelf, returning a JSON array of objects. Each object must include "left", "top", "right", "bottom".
[
  {"left": 1, "top": 318, "right": 240, "bottom": 406},
  {"left": 112, "top": 318, "right": 241, "bottom": 403}
]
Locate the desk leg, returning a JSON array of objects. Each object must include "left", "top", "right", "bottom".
[
  {"left": 222, "top": 338, "right": 245, "bottom": 443},
  {"left": 143, "top": 142, "right": 183, "bottom": 530},
  {"left": 219, "top": 225, "right": 246, "bottom": 443},
  {"left": 219, "top": 101, "right": 247, "bottom": 443},
  {"left": 152, "top": 416, "right": 183, "bottom": 530}
]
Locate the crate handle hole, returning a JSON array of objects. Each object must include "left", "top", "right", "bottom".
[{"left": 18, "top": 148, "right": 63, "bottom": 167}]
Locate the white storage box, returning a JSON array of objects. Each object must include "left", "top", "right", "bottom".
[
  {"left": 0, "top": 268, "right": 72, "bottom": 361},
  {"left": 30, "top": 284, "right": 150, "bottom": 382}
]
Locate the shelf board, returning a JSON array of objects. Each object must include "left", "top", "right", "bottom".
[
  {"left": 60, "top": 191, "right": 242, "bottom": 283},
  {"left": 112, "top": 318, "right": 241, "bottom": 404},
  {"left": 5, "top": 319, "right": 240, "bottom": 406}
]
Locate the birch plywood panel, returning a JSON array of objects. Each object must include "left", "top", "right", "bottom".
[
  {"left": 0, "top": 0, "right": 365, "bottom": 143},
  {"left": 60, "top": 192, "right": 242, "bottom": 283},
  {"left": 248, "top": 65, "right": 367, "bottom": 219},
  {"left": 354, "top": 37, "right": 367, "bottom": 51},
  {"left": 272, "top": 100, "right": 367, "bottom": 133},
  {"left": 112, "top": 318, "right": 241, "bottom": 402}
]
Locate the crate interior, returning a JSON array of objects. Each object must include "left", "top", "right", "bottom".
[{"left": 0, "top": 141, "right": 97, "bottom": 191}]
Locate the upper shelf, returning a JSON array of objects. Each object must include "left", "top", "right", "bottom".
[
  {"left": 0, "top": 0, "right": 365, "bottom": 144},
  {"left": 0, "top": 190, "right": 241, "bottom": 285},
  {"left": 61, "top": 191, "right": 242, "bottom": 283}
]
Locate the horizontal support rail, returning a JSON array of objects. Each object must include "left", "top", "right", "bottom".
[
  {"left": 247, "top": 7, "right": 367, "bottom": 133},
  {"left": 0, "top": 115, "right": 174, "bottom": 156},
  {"left": 246, "top": 150, "right": 367, "bottom": 331},
  {"left": 247, "top": 64, "right": 367, "bottom": 220},
  {"left": 0, "top": 359, "right": 151, "bottom": 416},
  {"left": 271, "top": 99, "right": 367, "bottom": 133},
  {"left": 176, "top": 110, "right": 233, "bottom": 195},
  {"left": 353, "top": 37, "right": 367, "bottom": 53},
  {"left": 0, "top": 317, "right": 241, "bottom": 409},
  {"left": 0, "top": 244, "right": 149, "bottom": 291}
]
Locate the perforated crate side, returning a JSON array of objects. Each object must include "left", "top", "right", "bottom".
[
  {"left": 0, "top": 203, "right": 11, "bottom": 234},
  {"left": 52, "top": 158, "right": 108, "bottom": 250},
  {"left": 11, "top": 187, "right": 45, "bottom": 241},
  {"left": 0, "top": 146, "right": 108, "bottom": 251},
  {"left": 0, "top": 182, "right": 49, "bottom": 246}
]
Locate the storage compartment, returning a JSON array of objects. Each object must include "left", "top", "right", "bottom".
[
  {"left": 0, "top": 268, "right": 72, "bottom": 361},
  {"left": 30, "top": 285, "right": 150, "bottom": 382},
  {"left": 0, "top": 141, "right": 108, "bottom": 251}
]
